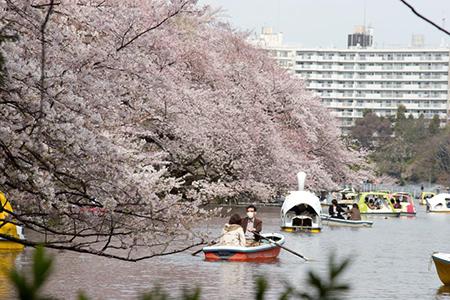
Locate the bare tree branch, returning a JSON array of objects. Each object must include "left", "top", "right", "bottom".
[
  {"left": 399, "top": 0, "right": 450, "bottom": 36},
  {"left": 116, "top": 1, "right": 190, "bottom": 51},
  {"left": 0, "top": 232, "right": 206, "bottom": 261}
]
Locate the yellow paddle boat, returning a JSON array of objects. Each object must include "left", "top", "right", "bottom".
[
  {"left": 387, "top": 192, "right": 416, "bottom": 215},
  {"left": 419, "top": 192, "right": 436, "bottom": 205},
  {"left": 358, "top": 192, "right": 397, "bottom": 215},
  {"left": 0, "top": 192, "right": 25, "bottom": 250}
]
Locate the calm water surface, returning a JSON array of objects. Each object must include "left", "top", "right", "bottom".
[{"left": 2, "top": 204, "right": 450, "bottom": 299}]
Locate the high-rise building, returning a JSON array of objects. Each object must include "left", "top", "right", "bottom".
[
  {"left": 254, "top": 28, "right": 450, "bottom": 132},
  {"left": 347, "top": 25, "right": 373, "bottom": 48}
]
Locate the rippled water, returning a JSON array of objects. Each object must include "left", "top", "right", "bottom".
[{"left": 2, "top": 204, "right": 450, "bottom": 299}]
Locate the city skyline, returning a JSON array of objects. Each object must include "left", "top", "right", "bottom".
[{"left": 199, "top": 0, "right": 450, "bottom": 48}]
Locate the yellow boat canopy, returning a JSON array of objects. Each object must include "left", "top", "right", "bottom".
[{"left": 0, "top": 192, "right": 20, "bottom": 240}]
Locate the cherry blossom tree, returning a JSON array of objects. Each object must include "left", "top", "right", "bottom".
[{"left": 0, "top": 0, "right": 364, "bottom": 260}]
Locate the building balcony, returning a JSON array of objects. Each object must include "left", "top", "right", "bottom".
[
  {"left": 306, "top": 83, "right": 448, "bottom": 91},
  {"left": 294, "top": 54, "right": 450, "bottom": 64},
  {"left": 301, "top": 74, "right": 448, "bottom": 82},
  {"left": 293, "top": 65, "right": 449, "bottom": 73},
  {"left": 318, "top": 93, "right": 447, "bottom": 100}
]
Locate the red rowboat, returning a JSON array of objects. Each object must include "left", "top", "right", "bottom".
[{"left": 202, "top": 233, "right": 285, "bottom": 262}]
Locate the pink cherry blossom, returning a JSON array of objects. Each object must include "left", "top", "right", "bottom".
[{"left": 0, "top": 0, "right": 364, "bottom": 259}]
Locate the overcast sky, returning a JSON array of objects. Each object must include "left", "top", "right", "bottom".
[{"left": 198, "top": 0, "right": 450, "bottom": 48}]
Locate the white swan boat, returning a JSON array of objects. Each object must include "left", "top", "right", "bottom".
[
  {"left": 280, "top": 172, "right": 322, "bottom": 233},
  {"left": 426, "top": 193, "right": 450, "bottom": 213}
]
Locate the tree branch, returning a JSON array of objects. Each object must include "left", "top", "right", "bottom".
[
  {"left": 0, "top": 233, "right": 206, "bottom": 262},
  {"left": 116, "top": 1, "right": 190, "bottom": 51},
  {"left": 399, "top": 0, "right": 450, "bottom": 35}
]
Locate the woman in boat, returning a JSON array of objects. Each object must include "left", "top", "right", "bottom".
[
  {"left": 347, "top": 203, "right": 361, "bottom": 220},
  {"left": 218, "top": 214, "right": 246, "bottom": 247},
  {"left": 328, "top": 199, "right": 345, "bottom": 219}
]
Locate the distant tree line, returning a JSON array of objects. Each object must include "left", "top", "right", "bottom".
[{"left": 350, "top": 105, "right": 449, "bottom": 185}]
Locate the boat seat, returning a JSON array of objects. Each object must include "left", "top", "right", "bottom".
[{"left": 292, "top": 217, "right": 312, "bottom": 227}]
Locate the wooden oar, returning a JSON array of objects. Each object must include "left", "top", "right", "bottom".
[
  {"left": 253, "top": 232, "right": 309, "bottom": 261},
  {"left": 191, "top": 241, "right": 215, "bottom": 256},
  {"left": 191, "top": 247, "right": 206, "bottom": 256}
]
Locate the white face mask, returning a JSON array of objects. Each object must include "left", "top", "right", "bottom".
[{"left": 247, "top": 212, "right": 255, "bottom": 219}]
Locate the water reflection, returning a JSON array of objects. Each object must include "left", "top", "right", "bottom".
[
  {"left": 436, "top": 285, "right": 450, "bottom": 299},
  {"left": 0, "top": 251, "right": 22, "bottom": 299},
  {"left": 217, "top": 261, "right": 247, "bottom": 299}
]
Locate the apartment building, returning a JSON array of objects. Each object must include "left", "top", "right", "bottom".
[{"left": 254, "top": 27, "right": 450, "bottom": 131}]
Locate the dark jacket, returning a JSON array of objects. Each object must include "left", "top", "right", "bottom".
[
  {"left": 241, "top": 217, "right": 262, "bottom": 240},
  {"left": 328, "top": 204, "right": 345, "bottom": 218}
]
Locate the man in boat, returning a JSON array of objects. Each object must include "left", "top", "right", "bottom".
[
  {"left": 241, "top": 205, "right": 262, "bottom": 246},
  {"left": 328, "top": 199, "right": 345, "bottom": 219}
]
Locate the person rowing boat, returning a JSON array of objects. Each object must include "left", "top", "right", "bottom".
[{"left": 241, "top": 205, "right": 262, "bottom": 246}]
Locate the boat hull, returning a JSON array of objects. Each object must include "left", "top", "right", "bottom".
[
  {"left": 281, "top": 226, "right": 321, "bottom": 233},
  {"left": 321, "top": 216, "right": 373, "bottom": 227},
  {"left": 202, "top": 233, "right": 284, "bottom": 262},
  {"left": 360, "top": 212, "right": 399, "bottom": 216},
  {"left": 427, "top": 207, "right": 450, "bottom": 213},
  {"left": 0, "top": 240, "right": 24, "bottom": 251},
  {"left": 393, "top": 209, "right": 416, "bottom": 215},
  {"left": 433, "top": 253, "right": 450, "bottom": 285},
  {"left": 204, "top": 246, "right": 281, "bottom": 262}
]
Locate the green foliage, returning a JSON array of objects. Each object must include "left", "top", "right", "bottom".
[
  {"left": 297, "top": 255, "right": 350, "bottom": 300},
  {"left": 254, "top": 255, "right": 351, "bottom": 300},
  {"left": 408, "top": 128, "right": 450, "bottom": 183},
  {"left": 9, "top": 246, "right": 54, "bottom": 300},
  {"left": 350, "top": 111, "right": 392, "bottom": 149},
  {"left": 77, "top": 292, "right": 89, "bottom": 300},
  {"left": 428, "top": 114, "right": 441, "bottom": 135},
  {"left": 395, "top": 104, "right": 407, "bottom": 122},
  {"left": 362, "top": 109, "right": 372, "bottom": 117},
  {"left": 351, "top": 104, "right": 449, "bottom": 184},
  {"left": 255, "top": 277, "right": 268, "bottom": 300},
  {"left": 394, "top": 105, "right": 413, "bottom": 138},
  {"left": 140, "top": 286, "right": 169, "bottom": 300},
  {"left": 9, "top": 248, "right": 351, "bottom": 300}
]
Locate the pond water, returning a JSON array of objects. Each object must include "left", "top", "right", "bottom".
[{"left": 2, "top": 204, "right": 450, "bottom": 299}]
